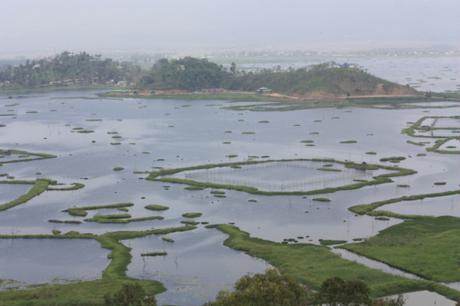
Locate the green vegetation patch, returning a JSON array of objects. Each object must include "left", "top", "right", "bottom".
[
  {"left": 182, "top": 212, "right": 203, "bottom": 218},
  {"left": 161, "top": 237, "right": 174, "bottom": 243},
  {"left": 86, "top": 215, "right": 164, "bottom": 224},
  {"left": 427, "top": 137, "right": 460, "bottom": 155},
  {"left": 181, "top": 220, "right": 200, "bottom": 226},
  {"left": 184, "top": 186, "right": 205, "bottom": 191},
  {"left": 319, "top": 239, "right": 347, "bottom": 246},
  {"left": 317, "top": 167, "right": 342, "bottom": 172},
  {"left": 145, "top": 204, "right": 169, "bottom": 211},
  {"left": 379, "top": 156, "right": 406, "bottom": 163},
  {"left": 46, "top": 182, "right": 85, "bottom": 191},
  {"left": 48, "top": 219, "right": 82, "bottom": 225},
  {"left": 406, "top": 140, "right": 427, "bottom": 146},
  {"left": 349, "top": 189, "right": 460, "bottom": 216},
  {"left": 141, "top": 252, "right": 167, "bottom": 257},
  {"left": 64, "top": 202, "right": 134, "bottom": 217},
  {"left": 342, "top": 216, "right": 460, "bottom": 282},
  {"left": 210, "top": 224, "right": 426, "bottom": 297},
  {"left": 339, "top": 140, "right": 358, "bottom": 144},
  {"left": 0, "top": 179, "right": 51, "bottom": 211},
  {"left": 312, "top": 197, "right": 331, "bottom": 202},
  {"left": 93, "top": 213, "right": 131, "bottom": 219},
  {"left": 0, "top": 149, "right": 56, "bottom": 166},
  {"left": 402, "top": 116, "right": 460, "bottom": 139},
  {"left": 402, "top": 116, "right": 460, "bottom": 155}
]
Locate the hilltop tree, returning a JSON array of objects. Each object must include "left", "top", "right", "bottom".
[{"left": 230, "top": 62, "right": 237, "bottom": 74}]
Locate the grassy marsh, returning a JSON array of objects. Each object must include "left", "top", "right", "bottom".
[
  {"left": 209, "top": 224, "right": 427, "bottom": 297},
  {"left": 342, "top": 217, "right": 460, "bottom": 282}
]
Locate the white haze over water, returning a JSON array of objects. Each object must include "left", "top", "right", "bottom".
[{"left": 1, "top": 0, "right": 460, "bottom": 56}]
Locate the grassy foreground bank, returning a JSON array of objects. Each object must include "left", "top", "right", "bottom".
[
  {"left": 209, "top": 224, "right": 426, "bottom": 297},
  {"left": 342, "top": 216, "right": 460, "bottom": 283}
]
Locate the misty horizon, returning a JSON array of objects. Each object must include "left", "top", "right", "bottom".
[{"left": 1, "top": 0, "right": 459, "bottom": 57}]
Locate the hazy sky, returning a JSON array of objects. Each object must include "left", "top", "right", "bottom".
[{"left": 1, "top": 0, "right": 459, "bottom": 55}]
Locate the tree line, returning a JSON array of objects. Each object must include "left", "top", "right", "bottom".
[
  {"left": 1, "top": 52, "right": 397, "bottom": 96},
  {"left": 137, "top": 56, "right": 389, "bottom": 96},
  {"left": 104, "top": 269, "right": 407, "bottom": 306},
  {"left": 0, "top": 51, "right": 141, "bottom": 89}
]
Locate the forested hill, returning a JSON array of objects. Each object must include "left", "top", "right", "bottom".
[
  {"left": 0, "top": 52, "right": 416, "bottom": 97},
  {"left": 138, "top": 57, "right": 417, "bottom": 97},
  {"left": 0, "top": 52, "right": 140, "bottom": 89},
  {"left": 227, "top": 63, "right": 417, "bottom": 97}
]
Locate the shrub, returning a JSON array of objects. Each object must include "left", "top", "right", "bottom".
[
  {"left": 205, "top": 269, "right": 311, "bottom": 306},
  {"left": 104, "top": 283, "right": 157, "bottom": 306}
]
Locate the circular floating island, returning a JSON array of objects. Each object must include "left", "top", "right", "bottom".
[{"left": 147, "top": 158, "right": 416, "bottom": 196}]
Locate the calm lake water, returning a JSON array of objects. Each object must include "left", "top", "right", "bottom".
[{"left": 0, "top": 86, "right": 459, "bottom": 305}]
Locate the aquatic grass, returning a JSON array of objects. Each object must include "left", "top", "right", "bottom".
[
  {"left": 426, "top": 137, "right": 460, "bottom": 154},
  {"left": 379, "top": 156, "right": 406, "bottom": 163},
  {"left": 66, "top": 208, "right": 88, "bottom": 217},
  {"left": 145, "top": 204, "right": 169, "bottom": 211},
  {"left": 319, "top": 239, "right": 347, "bottom": 246},
  {"left": 63, "top": 202, "right": 134, "bottom": 217},
  {"left": 85, "top": 215, "right": 164, "bottom": 224},
  {"left": 317, "top": 167, "right": 342, "bottom": 172},
  {"left": 181, "top": 220, "right": 200, "bottom": 226},
  {"left": 182, "top": 212, "right": 202, "bottom": 218},
  {"left": 0, "top": 179, "right": 51, "bottom": 211},
  {"left": 46, "top": 182, "right": 85, "bottom": 191},
  {"left": 162, "top": 237, "right": 174, "bottom": 243},
  {"left": 349, "top": 189, "right": 460, "bottom": 216},
  {"left": 312, "top": 197, "right": 331, "bottom": 202},
  {"left": 127, "top": 216, "right": 164, "bottom": 223},
  {"left": 95, "top": 213, "right": 132, "bottom": 219},
  {"left": 0, "top": 149, "right": 56, "bottom": 166},
  {"left": 210, "top": 190, "right": 226, "bottom": 195},
  {"left": 48, "top": 219, "right": 82, "bottom": 224},
  {"left": 0, "top": 179, "right": 37, "bottom": 185},
  {"left": 406, "top": 140, "right": 426, "bottom": 146},
  {"left": 141, "top": 252, "right": 167, "bottom": 257},
  {"left": 402, "top": 116, "right": 460, "bottom": 139}
]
